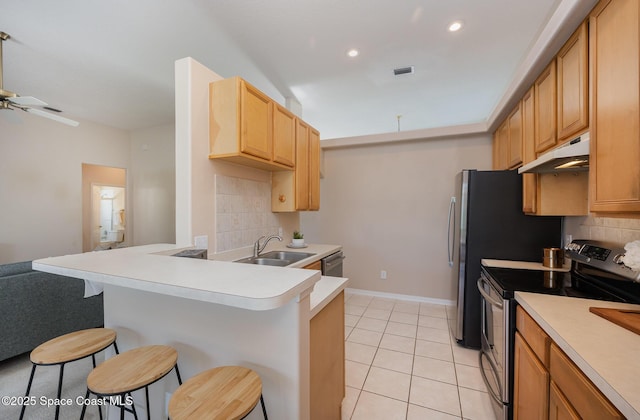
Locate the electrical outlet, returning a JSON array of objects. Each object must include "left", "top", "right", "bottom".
[
  {"left": 194, "top": 235, "right": 208, "bottom": 249},
  {"left": 380, "top": 270, "right": 387, "bottom": 280},
  {"left": 565, "top": 234, "right": 573, "bottom": 246},
  {"left": 278, "top": 227, "right": 283, "bottom": 236}
]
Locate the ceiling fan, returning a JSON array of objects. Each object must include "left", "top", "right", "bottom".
[{"left": 0, "top": 31, "right": 79, "bottom": 127}]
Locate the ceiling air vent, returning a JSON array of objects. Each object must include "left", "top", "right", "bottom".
[{"left": 394, "top": 66, "right": 414, "bottom": 76}]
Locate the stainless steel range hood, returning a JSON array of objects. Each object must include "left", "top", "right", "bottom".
[{"left": 518, "top": 133, "right": 590, "bottom": 174}]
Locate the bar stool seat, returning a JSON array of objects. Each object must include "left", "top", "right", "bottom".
[
  {"left": 168, "top": 366, "right": 267, "bottom": 420},
  {"left": 81, "top": 344, "right": 181, "bottom": 420},
  {"left": 20, "top": 328, "right": 118, "bottom": 420}
]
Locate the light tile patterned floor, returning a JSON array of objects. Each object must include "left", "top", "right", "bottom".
[{"left": 343, "top": 292, "right": 496, "bottom": 420}]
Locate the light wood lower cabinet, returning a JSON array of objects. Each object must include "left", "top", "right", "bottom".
[
  {"left": 549, "top": 343, "right": 623, "bottom": 419},
  {"left": 514, "top": 331, "right": 550, "bottom": 419},
  {"left": 514, "top": 307, "right": 623, "bottom": 420},
  {"left": 303, "top": 260, "right": 322, "bottom": 271},
  {"left": 310, "top": 291, "right": 345, "bottom": 420},
  {"left": 549, "top": 381, "right": 580, "bottom": 420}
]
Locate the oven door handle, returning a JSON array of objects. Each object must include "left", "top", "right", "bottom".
[
  {"left": 479, "top": 351, "right": 504, "bottom": 406},
  {"left": 477, "top": 277, "right": 503, "bottom": 309}
]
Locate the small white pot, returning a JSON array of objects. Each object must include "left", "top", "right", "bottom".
[{"left": 292, "top": 238, "right": 305, "bottom": 247}]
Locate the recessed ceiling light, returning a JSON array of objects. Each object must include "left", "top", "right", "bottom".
[
  {"left": 347, "top": 48, "right": 359, "bottom": 58},
  {"left": 448, "top": 21, "right": 463, "bottom": 32}
]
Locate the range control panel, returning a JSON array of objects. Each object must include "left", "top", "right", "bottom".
[{"left": 565, "top": 240, "right": 640, "bottom": 282}]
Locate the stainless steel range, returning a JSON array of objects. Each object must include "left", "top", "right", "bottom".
[{"left": 478, "top": 240, "right": 640, "bottom": 420}]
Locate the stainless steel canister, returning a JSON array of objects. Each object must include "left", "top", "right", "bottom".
[{"left": 543, "top": 247, "right": 564, "bottom": 268}]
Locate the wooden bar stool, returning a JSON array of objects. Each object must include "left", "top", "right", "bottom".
[
  {"left": 80, "top": 344, "right": 182, "bottom": 420},
  {"left": 19, "top": 327, "right": 118, "bottom": 420},
  {"left": 168, "top": 366, "right": 268, "bottom": 420}
]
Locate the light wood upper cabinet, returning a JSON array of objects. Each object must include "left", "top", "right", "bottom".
[
  {"left": 522, "top": 87, "right": 538, "bottom": 214},
  {"left": 535, "top": 61, "right": 558, "bottom": 154},
  {"left": 308, "top": 128, "right": 321, "bottom": 210},
  {"left": 272, "top": 103, "right": 296, "bottom": 167},
  {"left": 209, "top": 76, "right": 293, "bottom": 171},
  {"left": 492, "top": 119, "right": 509, "bottom": 170},
  {"left": 508, "top": 103, "right": 523, "bottom": 169},
  {"left": 295, "top": 120, "right": 310, "bottom": 209},
  {"left": 590, "top": 0, "right": 640, "bottom": 213},
  {"left": 240, "top": 81, "right": 272, "bottom": 160},
  {"left": 272, "top": 119, "right": 321, "bottom": 212},
  {"left": 492, "top": 103, "right": 522, "bottom": 170},
  {"left": 557, "top": 21, "right": 589, "bottom": 142}
]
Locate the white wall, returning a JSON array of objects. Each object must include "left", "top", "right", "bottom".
[
  {"left": 130, "top": 124, "right": 176, "bottom": 245},
  {"left": 0, "top": 112, "right": 130, "bottom": 263},
  {"left": 301, "top": 134, "right": 492, "bottom": 301}
]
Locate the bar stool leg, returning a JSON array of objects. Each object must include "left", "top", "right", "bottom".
[
  {"left": 80, "top": 388, "right": 90, "bottom": 420},
  {"left": 54, "top": 363, "right": 66, "bottom": 420},
  {"left": 19, "top": 364, "right": 37, "bottom": 420},
  {"left": 260, "top": 394, "right": 268, "bottom": 420}
]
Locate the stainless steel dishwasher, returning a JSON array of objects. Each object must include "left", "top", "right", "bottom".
[{"left": 321, "top": 251, "right": 345, "bottom": 277}]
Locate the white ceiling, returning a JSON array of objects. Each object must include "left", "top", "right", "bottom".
[{"left": 1, "top": 0, "right": 596, "bottom": 140}]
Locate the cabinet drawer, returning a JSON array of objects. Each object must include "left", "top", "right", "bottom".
[
  {"left": 516, "top": 306, "right": 551, "bottom": 367},
  {"left": 549, "top": 343, "right": 623, "bottom": 419}
]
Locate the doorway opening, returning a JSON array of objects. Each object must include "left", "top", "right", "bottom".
[{"left": 82, "top": 164, "right": 127, "bottom": 252}]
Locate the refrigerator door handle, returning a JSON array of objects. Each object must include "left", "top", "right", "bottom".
[{"left": 447, "top": 196, "right": 456, "bottom": 267}]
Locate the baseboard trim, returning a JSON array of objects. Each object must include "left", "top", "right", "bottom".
[{"left": 345, "top": 288, "right": 455, "bottom": 306}]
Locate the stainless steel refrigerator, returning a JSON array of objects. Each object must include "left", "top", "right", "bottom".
[{"left": 448, "top": 170, "right": 562, "bottom": 349}]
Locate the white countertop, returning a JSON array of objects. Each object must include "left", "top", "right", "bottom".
[
  {"left": 482, "top": 258, "right": 570, "bottom": 272},
  {"left": 33, "top": 243, "right": 342, "bottom": 311},
  {"left": 515, "top": 292, "right": 640, "bottom": 418},
  {"left": 310, "top": 276, "right": 349, "bottom": 318}
]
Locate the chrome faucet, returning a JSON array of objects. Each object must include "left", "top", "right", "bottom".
[{"left": 253, "top": 234, "right": 282, "bottom": 257}]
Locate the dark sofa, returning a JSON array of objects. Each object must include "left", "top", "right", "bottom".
[{"left": 0, "top": 261, "right": 104, "bottom": 362}]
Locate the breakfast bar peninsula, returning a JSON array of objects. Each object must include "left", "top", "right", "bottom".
[{"left": 33, "top": 243, "right": 347, "bottom": 420}]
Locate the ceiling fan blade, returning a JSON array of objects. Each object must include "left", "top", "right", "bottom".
[
  {"left": 9, "top": 96, "right": 48, "bottom": 106},
  {"left": 25, "top": 107, "right": 80, "bottom": 127}
]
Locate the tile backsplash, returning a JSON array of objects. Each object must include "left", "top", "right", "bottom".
[
  {"left": 215, "top": 175, "right": 279, "bottom": 252},
  {"left": 564, "top": 216, "right": 640, "bottom": 245}
]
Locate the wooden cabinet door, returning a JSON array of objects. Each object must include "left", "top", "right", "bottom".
[
  {"left": 295, "top": 120, "right": 310, "bottom": 210},
  {"left": 514, "top": 332, "right": 550, "bottom": 420},
  {"left": 272, "top": 104, "right": 296, "bottom": 167},
  {"left": 522, "top": 87, "right": 538, "bottom": 214},
  {"left": 493, "top": 120, "right": 509, "bottom": 169},
  {"left": 308, "top": 128, "right": 320, "bottom": 210},
  {"left": 508, "top": 103, "right": 523, "bottom": 169},
  {"left": 590, "top": 0, "right": 640, "bottom": 212},
  {"left": 549, "top": 343, "right": 623, "bottom": 419},
  {"left": 239, "top": 80, "right": 272, "bottom": 160},
  {"left": 310, "top": 291, "right": 345, "bottom": 420},
  {"left": 549, "top": 381, "right": 580, "bottom": 420},
  {"left": 535, "top": 61, "right": 557, "bottom": 154},
  {"left": 557, "top": 21, "right": 588, "bottom": 142}
]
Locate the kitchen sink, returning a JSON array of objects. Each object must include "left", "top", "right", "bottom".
[{"left": 234, "top": 251, "right": 315, "bottom": 267}]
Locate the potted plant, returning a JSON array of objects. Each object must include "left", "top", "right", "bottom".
[{"left": 292, "top": 231, "right": 305, "bottom": 247}]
